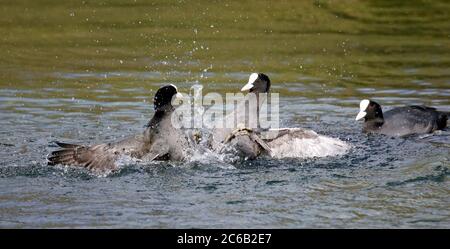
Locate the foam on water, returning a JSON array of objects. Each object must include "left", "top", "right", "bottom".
[{"left": 187, "top": 148, "right": 237, "bottom": 170}]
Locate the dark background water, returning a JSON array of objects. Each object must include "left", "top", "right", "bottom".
[{"left": 0, "top": 0, "right": 449, "bottom": 228}]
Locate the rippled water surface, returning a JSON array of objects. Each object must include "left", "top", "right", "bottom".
[{"left": 0, "top": 0, "right": 449, "bottom": 228}]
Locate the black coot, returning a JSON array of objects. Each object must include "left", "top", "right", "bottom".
[
  {"left": 48, "top": 84, "right": 186, "bottom": 173},
  {"left": 355, "top": 99, "right": 448, "bottom": 137}
]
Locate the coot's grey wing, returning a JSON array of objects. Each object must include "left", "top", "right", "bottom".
[
  {"left": 262, "top": 128, "right": 350, "bottom": 159},
  {"left": 260, "top": 128, "right": 319, "bottom": 141},
  {"left": 48, "top": 135, "right": 146, "bottom": 172},
  {"left": 263, "top": 128, "right": 320, "bottom": 151},
  {"left": 409, "top": 106, "right": 448, "bottom": 130},
  {"left": 48, "top": 142, "right": 120, "bottom": 172}
]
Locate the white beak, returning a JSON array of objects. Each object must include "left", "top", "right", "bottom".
[
  {"left": 241, "top": 73, "right": 258, "bottom": 92},
  {"left": 241, "top": 82, "right": 254, "bottom": 92},
  {"left": 355, "top": 111, "right": 367, "bottom": 121},
  {"left": 175, "top": 92, "right": 183, "bottom": 99}
]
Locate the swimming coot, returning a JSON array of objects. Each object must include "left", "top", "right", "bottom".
[{"left": 355, "top": 99, "right": 448, "bottom": 137}]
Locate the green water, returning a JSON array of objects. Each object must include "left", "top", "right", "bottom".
[{"left": 1, "top": 0, "right": 449, "bottom": 96}]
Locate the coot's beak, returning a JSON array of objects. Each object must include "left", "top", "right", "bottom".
[
  {"left": 241, "top": 82, "right": 254, "bottom": 92},
  {"left": 241, "top": 73, "right": 258, "bottom": 92},
  {"left": 175, "top": 92, "right": 183, "bottom": 99},
  {"left": 355, "top": 111, "right": 366, "bottom": 121},
  {"left": 356, "top": 99, "right": 370, "bottom": 121}
]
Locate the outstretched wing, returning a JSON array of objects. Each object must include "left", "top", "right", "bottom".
[{"left": 48, "top": 142, "right": 119, "bottom": 172}]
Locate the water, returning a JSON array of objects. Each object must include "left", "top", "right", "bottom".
[{"left": 0, "top": 0, "right": 449, "bottom": 228}]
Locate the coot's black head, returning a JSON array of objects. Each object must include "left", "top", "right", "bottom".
[
  {"left": 355, "top": 99, "right": 384, "bottom": 121},
  {"left": 241, "top": 73, "right": 271, "bottom": 93},
  {"left": 153, "top": 84, "right": 183, "bottom": 111}
]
